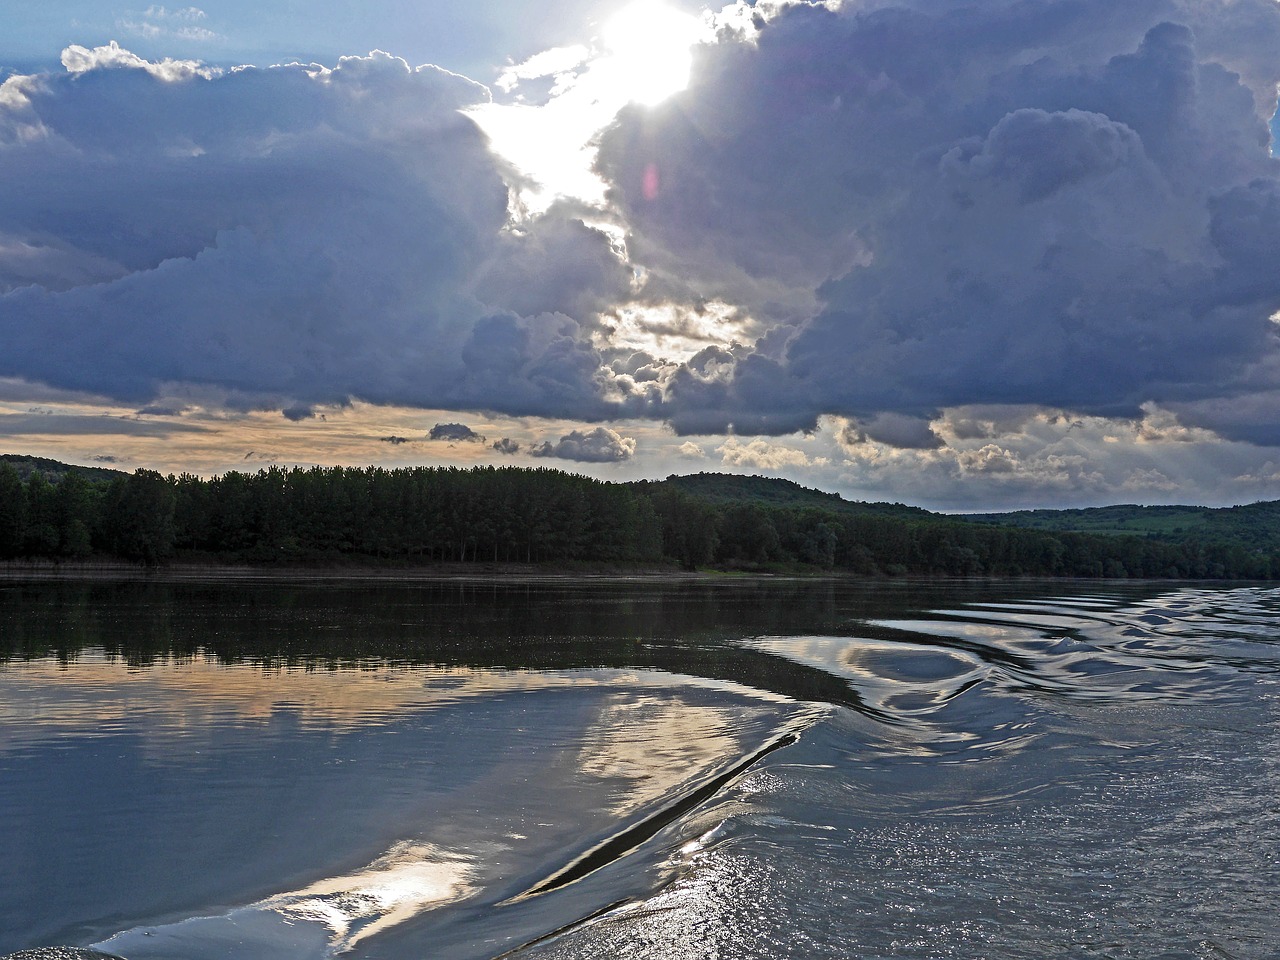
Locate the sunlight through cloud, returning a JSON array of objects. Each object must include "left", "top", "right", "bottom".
[
  {"left": 470, "top": 0, "right": 706, "bottom": 212},
  {"left": 600, "top": 0, "right": 702, "bottom": 107}
]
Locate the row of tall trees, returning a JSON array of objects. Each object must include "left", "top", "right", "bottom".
[
  {"left": 169, "top": 465, "right": 661, "bottom": 564},
  {"left": 1, "top": 463, "right": 1275, "bottom": 578},
  {"left": 0, "top": 464, "right": 663, "bottom": 566}
]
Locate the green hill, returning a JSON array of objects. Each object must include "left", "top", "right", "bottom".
[
  {"left": 3, "top": 456, "right": 1277, "bottom": 578},
  {"left": 638, "top": 472, "right": 936, "bottom": 521},
  {"left": 960, "top": 500, "right": 1280, "bottom": 551},
  {"left": 0, "top": 453, "right": 127, "bottom": 484}
]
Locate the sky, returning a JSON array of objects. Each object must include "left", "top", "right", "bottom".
[{"left": 4, "top": 0, "right": 1280, "bottom": 511}]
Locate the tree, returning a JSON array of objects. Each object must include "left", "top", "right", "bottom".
[
  {"left": 105, "top": 470, "right": 176, "bottom": 565},
  {"left": 54, "top": 471, "right": 95, "bottom": 558},
  {"left": 23, "top": 471, "right": 60, "bottom": 557},
  {"left": 0, "top": 464, "right": 27, "bottom": 559}
]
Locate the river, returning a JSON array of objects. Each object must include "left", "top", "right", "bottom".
[{"left": 1, "top": 576, "right": 1276, "bottom": 959}]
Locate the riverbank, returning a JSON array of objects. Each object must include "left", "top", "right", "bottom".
[
  {"left": 0, "top": 556, "right": 1261, "bottom": 585},
  {"left": 0, "top": 557, "right": 720, "bottom": 583}
]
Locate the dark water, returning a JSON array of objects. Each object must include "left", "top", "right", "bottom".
[{"left": 1, "top": 576, "right": 1277, "bottom": 959}]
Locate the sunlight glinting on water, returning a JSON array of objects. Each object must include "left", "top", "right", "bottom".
[{"left": 96, "top": 842, "right": 476, "bottom": 958}]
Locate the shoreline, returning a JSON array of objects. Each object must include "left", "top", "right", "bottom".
[{"left": 0, "top": 558, "right": 1265, "bottom": 586}]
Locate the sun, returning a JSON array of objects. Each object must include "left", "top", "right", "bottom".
[
  {"left": 468, "top": 0, "right": 706, "bottom": 211},
  {"left": 598, "top": 0, "right": 703, "bottom": 106}
]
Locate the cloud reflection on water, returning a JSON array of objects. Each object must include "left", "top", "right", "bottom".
[
  {"left": 0, "top": 646, "right": 812, "bottom": 958},
  {"left": 0, "top": 654, "right": 794, "bottom": 756}
]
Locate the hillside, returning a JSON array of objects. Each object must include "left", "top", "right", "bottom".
[
  {"left": 0, "top": 453, "right": 127, "bottom": 484},
  {"left": 960, "top": 500, "right": 1280, "bottom": 552},
  {"left": 2, "top": 456, "right": 1276, "bottom": 578},
  {"left": 639, "top": 472, "right": 936, "bottom": 521}
]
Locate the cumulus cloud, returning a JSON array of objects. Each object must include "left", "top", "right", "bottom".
[
  {"left": 492, "top": 437, "right": 521, "bottom": 455},
  {"left": 530, "top": 426, "right": 636, "bottom": 462},
  {"left": 0, "top": 48, "right": 628, "bottom": 421},
  {"left": 718, "top": 437, "right": 824, "bottom": 471},
  {"left": 9, "top": 2, "right": 1280, "bottom": 509},
  {"left": 428, "top": 422, "right": 485, "bottom": 442},
  {"left": 599, "top": 0, "right": 1280, "bottom": 443},
  {"left": 1123, "top": 468, "right": 1180, "bottom": 492},
  {"left": 824, "top": 403, "right": 1280, "bottom": 509},
  {"left": 61, "top": 40, "right": 220, "bottom": 80}
]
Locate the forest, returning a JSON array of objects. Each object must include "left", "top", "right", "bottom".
[{"left": 0, "top": 459, "right": 1277, "bottom": 579}]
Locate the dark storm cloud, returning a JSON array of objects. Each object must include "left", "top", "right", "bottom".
[
  {"left": 529, "top": 426, "right": 636, "bottom": 462},
  {"left": 428, "top": 422, "right": 485, "bottom": 442},
  {"left": 0, "top": 47, "right": 622, "bottom": 419},
  {"left": 281, "top": 405, "right": 316, "bottom": 422},
  {"left": 600, "top": 0, "right": 1280, "bottom": 442},
  {"left": 492, "top": 437, "right": 521, "bottom": 454},
  {"left": 841, "top": 412, "right": 943, "bottom": 450},
  {"left": 9, "top": 3, "right": 1280, "bottom": 456}
]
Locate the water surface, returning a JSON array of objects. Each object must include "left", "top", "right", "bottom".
[{"left": 2, "top": 577, "right": 1276, "bottom": 959}]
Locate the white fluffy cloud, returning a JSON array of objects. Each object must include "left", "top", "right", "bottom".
[{"left": 717, "top": 437, "right": 825, "bottom": 471}]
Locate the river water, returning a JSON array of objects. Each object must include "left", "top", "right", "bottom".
[{"left": 1, "top": 576, "right": 1276, "bottom": 959}]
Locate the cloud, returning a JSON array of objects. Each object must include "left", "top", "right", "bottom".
[
  {"left": 530, "top": 426, "right": 635, "bottom": 462},
  {"left": 495, "top": 45, "right": 590, "bottom": 94},
  {"left": 0, "top": 412, "right": 208, "bottom": 437},
  {"left": 428, "top": 422, "right": 485, "bottom": 442},
  {"left": 61, "top": 40, "right": 219, "bottom": 80},
  {"left": 598, "top": 0, "right": 1280, "bottom": 443},
  {"left": 676, "top": 440, "right": 706, "bottom": 459},
  {"left": 136, "top": 403, "right": 190, "bottom": 417},
  {"left": 281, "top": 405, "right": 316, "bottom": 422},
  {"left": 379, "top": 435, "right": 412, "bottom": 445},
  {"left": 117, "top": 7, "right": 219, "bottom": 45},
  {"left": 957, "top": 444, "right": 1021, "bottom": 476},
  {"left": 1122, "top": 468, "right": 1179, "bottom": 492},
  {"left": 8, "top": 2, "right": 1280, "bottom": 511},
  {"left": 824, "top": 403, "right": 1280, "bottom": 509},
  {"left": 0, "top": 48, "right": 627, "bottom": 421},
  {"left": 839, "top": 412, "right": 942, "bottom": 450},
  {"left": 717, "top": 437, "right": 824, "bottom": 471}
]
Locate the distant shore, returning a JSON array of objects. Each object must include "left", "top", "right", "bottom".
[
  {"left": 0, "top": 557, "right": 715, "bottom": 582},
  {"left": 0, "top": 557, "right": 1254, "bottom": 585}
]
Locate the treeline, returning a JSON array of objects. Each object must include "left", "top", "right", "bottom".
[
  {"left": 0, "top": 464, "right": 661, "bottom": 566},
  {"left": 640, "top": 483, "right": 1277, "bottom": 579},
  {"left": 0, "top": 462, "right": 1276, "bottom": 578}
]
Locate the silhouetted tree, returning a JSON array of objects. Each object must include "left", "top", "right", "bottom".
[{"left": 0, "top": 464, "right": 27, "bottom": 559}]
